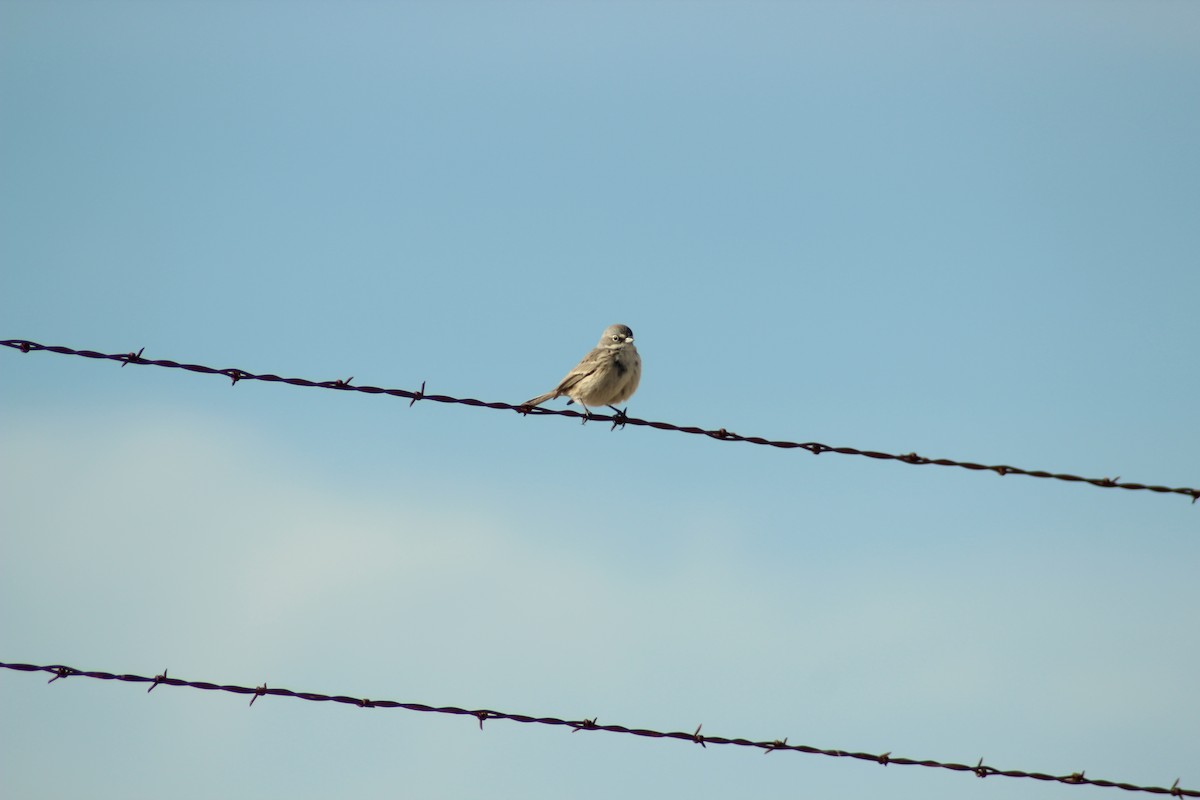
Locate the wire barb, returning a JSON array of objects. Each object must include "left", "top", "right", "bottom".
[
  {"left": 2, "top": 338, "right": 1197, "bottom": 504},
  {"left": 47, "top": 666, "right": 75, "bottom": 684},
  {"left": 148, "top": 669, "right": 168, "bottom": 693},
  {"left": 120, "top": 347, "right": 144, "bottom": 367},
  {"left": 764, "top": 737, "right": 789, "bottom": 754}
]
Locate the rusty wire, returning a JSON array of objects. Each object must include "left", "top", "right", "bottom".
[
  {"left": 3, "top": 338, "right": 1197, "bottom": 503},
  {"left": 1, "top": 661, "right": 1193, "bottom": 797}
]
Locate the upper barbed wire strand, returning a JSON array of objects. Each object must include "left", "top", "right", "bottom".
[{"left": 2, "top": 338, "right": 1196, "bottom": 504}]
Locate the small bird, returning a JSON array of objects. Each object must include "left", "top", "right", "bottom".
[{"left": 524, "top": 323, "right": 642, "bottom": 417}]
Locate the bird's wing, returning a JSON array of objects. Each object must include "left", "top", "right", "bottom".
[{"left": 553, "top": 349, "right": 605, "bottom": 393}]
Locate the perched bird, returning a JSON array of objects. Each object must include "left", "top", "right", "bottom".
[{"left": 523, "top": 324, "right": 642, "bottom": 416}]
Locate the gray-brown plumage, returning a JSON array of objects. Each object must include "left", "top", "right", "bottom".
[{"left": 524, "top": 324, "right": 641, "bottom": 414}]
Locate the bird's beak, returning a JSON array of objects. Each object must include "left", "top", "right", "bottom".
[{"left": 625, "top": 337, "right": 634, "bottom": 343}]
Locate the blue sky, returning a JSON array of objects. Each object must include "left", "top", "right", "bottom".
[{"left": 2, "top": 1, "right": 1198, "bottom": 798}]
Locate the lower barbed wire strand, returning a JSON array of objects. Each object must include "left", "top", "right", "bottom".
[{"left": 1, "top": 661, "right": 1194, "bottom": 797}]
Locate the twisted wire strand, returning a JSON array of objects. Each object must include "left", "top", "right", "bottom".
[
  {"left": 3, "top": 338, "right": 1196, "bottom": 503},
  {"left": 1, "top": 661, "right": 1193, "bottom": 797}
]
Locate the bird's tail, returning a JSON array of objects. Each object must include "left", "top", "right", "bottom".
[{"left": 522, "top": 391, "right": 558, "bottom": 408}]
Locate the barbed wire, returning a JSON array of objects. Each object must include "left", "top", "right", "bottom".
[
  {"left": 3, "top": 338, "right": 1197, "bottom": 504},
  {"left": 1, "top": 661, "right": 1192, "bottom": 797}
]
